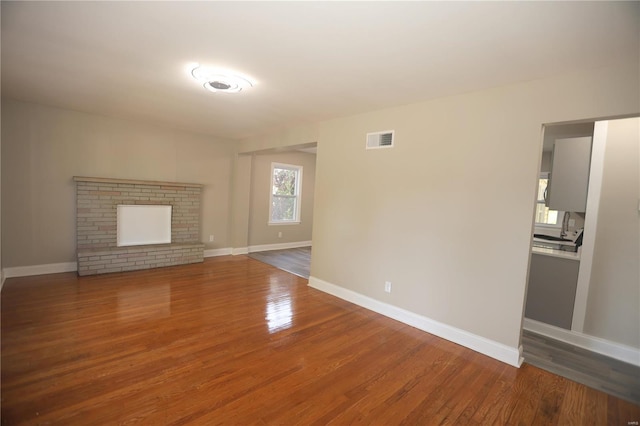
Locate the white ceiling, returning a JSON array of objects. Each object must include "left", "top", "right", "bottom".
[{"left": 2, "top": 1, "right": 638, "bottom": 141}]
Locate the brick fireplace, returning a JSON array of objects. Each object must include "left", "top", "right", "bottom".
[{"left": 74, "top": 176, "right": 204, "bottom": 276}]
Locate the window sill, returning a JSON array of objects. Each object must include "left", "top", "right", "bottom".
[{"left": 268, "top": 221, "right": 301, "bottom": 226}]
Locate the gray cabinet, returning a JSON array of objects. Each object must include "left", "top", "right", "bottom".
[
  {"left": 547, "top": 137, "right": 592, "bottom": 212},
  {"left": 525, "top": 254, "right": 579, "bottom": 329}
]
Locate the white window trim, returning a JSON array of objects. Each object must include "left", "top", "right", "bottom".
[{"left": 269, "top": 162, "right": 303, "bottom": 225}]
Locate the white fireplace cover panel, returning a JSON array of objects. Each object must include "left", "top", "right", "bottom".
[{"left": 117, "top": 205, "right": 172, "bottom": 247}]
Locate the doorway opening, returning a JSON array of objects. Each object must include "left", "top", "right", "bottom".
[
  {"left": 523, "top": 117, "right": 640, "bottom": 405},
  {"left": 242, "top": 143, "right": 317, "bottom": 279}
]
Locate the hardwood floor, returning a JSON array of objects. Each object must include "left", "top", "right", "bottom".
[
  {"left": 2, "top": 256, "right": 639, "bottom": 425},
  {"left": 248, "top": 246, "right": 311, "bottom": 279}
]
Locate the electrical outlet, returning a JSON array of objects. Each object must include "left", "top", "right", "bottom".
[
  {"left": 209, "top": 234, "right": 214, "bottom": 242},
  {"left": 384, "top": 281, "right": 392, "bottom": 293},
  {"left": 278, "top": 232, "right": 283, "bottom": 238}
]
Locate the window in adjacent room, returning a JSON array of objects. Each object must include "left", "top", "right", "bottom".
[
  {"left": 269, "top": 163, "right": 303, "bottom": 224},
  {"left": 535, "top": 173, "right": 562, "bottom": 227}
]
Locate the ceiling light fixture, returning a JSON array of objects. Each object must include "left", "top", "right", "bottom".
[{"left": 190, "top": 65, "right": 254, "bottom": 94}]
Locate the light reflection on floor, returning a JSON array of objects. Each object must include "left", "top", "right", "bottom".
[{"left": 265, "top": 275, "right": 293, "bottom": 333}]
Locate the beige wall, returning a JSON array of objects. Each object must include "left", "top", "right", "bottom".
[
  {"left": 307, "top": 61, "right": 639, "bottom": 351},
  {"left": 248, "top": 152, "right": 315, "bottom": 246},
  {"left": 1, "top": 99, "right": 235, "bottom": 267},
  {"left": 583, "top": 117, "right": 639, "bottom": 347},
  {"left": 229, "top": 154, "right": 253, "bottom": 250},
  {"left": 238, "top": 124, "right": 318, "bottom": 154}
]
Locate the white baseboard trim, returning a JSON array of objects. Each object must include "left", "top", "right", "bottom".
[
  {"left": 203, "top": 248, "right": 233, "bottom": 257},
  {"left": 523, "top": 318, "right": 640, "bottom": 367},
  {"left": 248, "top": 241, "right": 312, "bottom": 253},
  {"left": 3, "top": 262, "right": 78, "bottom": 279},
  {"left": 308, "top": 276, "right": 523, "bottom": 368},
  {"left": 231, "top": 247, "right": 249, "bottom": 255}
]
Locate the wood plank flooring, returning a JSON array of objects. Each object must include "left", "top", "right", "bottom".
[
  {"left": 523, "top": 329, "right": 640, "bottom": 405},
  {"left": 247, "top": 246, "right": 311, "bottom": 279},
  {"left": 2, "top": 256, "right": 639, "bottom": 425}
]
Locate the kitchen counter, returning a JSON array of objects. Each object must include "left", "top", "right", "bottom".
[
  {"left": 531, "top": 232, "right": 581, "bottom": 261},
  {"left": 532, "top": 245, "right": 580, "bottom": 261}
]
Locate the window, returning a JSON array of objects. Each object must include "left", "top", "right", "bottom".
[
  {"left": 269, "top": 163, "right": 303, "bottom": 224},
  {"left": 535, "top": 173, "right": 562, "bottom": 227}
]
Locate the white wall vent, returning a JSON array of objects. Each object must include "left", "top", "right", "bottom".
[{"left": 366, "top": 130, "right": 394, "bottom": 149}]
